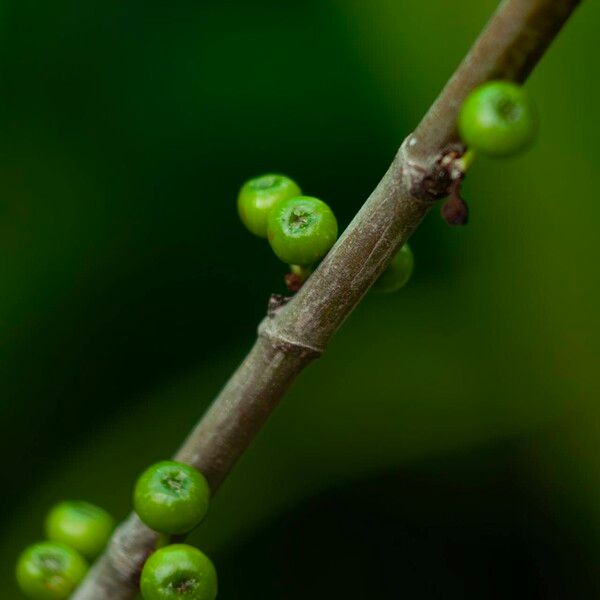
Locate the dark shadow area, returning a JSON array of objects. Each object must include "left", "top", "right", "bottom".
[
  {"left": 218, "top": 442, "right": 597, "bottom": 599},
  {"left": 0, "top": 0, "right": 411, "bottom": 518}
]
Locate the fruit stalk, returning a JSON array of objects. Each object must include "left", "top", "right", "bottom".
[{"left": 72, "top": 1, "right": 582, "bottom": 598}]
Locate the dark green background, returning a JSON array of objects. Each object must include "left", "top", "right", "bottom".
[{"left": 1, "top": 1, "right": 598, "bottom": 597}]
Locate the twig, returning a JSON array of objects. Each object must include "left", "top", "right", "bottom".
[{"left": 72, "top": 1, "right": 582, "bottom": 598}]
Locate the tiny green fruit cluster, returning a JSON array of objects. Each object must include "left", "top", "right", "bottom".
[
  {"left": 16, "top": 500, "right": 115, "bottom": 600},
  {"left": 237, "top": 173, "right": 417, "bottom": 291},
  {"left": 238, "top": 174, "right": 338, "bottom": 277},
  {"left": 16, "top": 500, "right": 114, "bottom": 599},
  {"left": 141, "top": 544, "right": 218, "bottom": 600},
  {"left": 134, "top": 460, "right": 210, "bottom": 535},
  {"left": 373, "top": 244, "right": 414, "bottom": 293},
  {"left": 458, "top": 80, "right": 537, "bottom": 157},
  {"left": 133, "top": 462, "right": 217, "bottom": 600},
  {"left": 16, "top": 542, "right": 88, "bottom": 600}
]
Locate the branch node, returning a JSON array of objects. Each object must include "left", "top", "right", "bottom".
[
  {"left": 400, "top": 137, "right": 467, "bottom": 203},
  {"left": 267, "top": 293, "right": 292, "bottom": 317},
  {"left": 258, "top": 318, "right": 323, "bottom": 359},
  {"left": 411, "top": 142, "right": 468, "bottom": 202}
]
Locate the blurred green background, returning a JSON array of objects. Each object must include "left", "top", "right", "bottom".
[{"left": 1, "top": 0, "right": 598, "bottom": 597}]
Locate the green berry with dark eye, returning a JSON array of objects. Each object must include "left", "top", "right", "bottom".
[
  {"left": 372, "top": 244, "right": 414, "bottom": 293},
  {"left": 16, "top": 542, "right": 88, "bottom": 600},
  {"left": 458, "top": 80, "right": 537, "bottom": 157},
  {"left": 140, "top": 544, "right": 217, "bottom": 600},
  {"left": 134, "top": 461, "right": 210, "bottom": 535},
  {"left": 267, "top": 196, "right": 338, "bottom": 266},
  {"left": 45, "top": 500, "right": 115, "bottom": 559},
  {"left": 237, "top": 174, "right": 302, "bottom": 238}
]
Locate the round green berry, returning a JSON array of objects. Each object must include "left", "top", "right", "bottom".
[
  {"left": 372, "top": 244, "right": 414, "bottom": 293},
  {"left": 140, "top": 544, "right": 217, "bottom": 600},
  {"left": 458, "top": 80, "right": 537, "bottom": 157},
  {"left": 16, "top": 542, "right": 88, "bottom": 600},
  {"left": 267, "top": 196, "right": 338, "bottom": 266},
  {"left": 237, "top": 174, "right": 302, "bottom": 238},
  {"left": 45, "top": 501, "right": 115, "bottom": 559},
  {"left": 134, "top": 461, "right": 210, "bottom": 535}
]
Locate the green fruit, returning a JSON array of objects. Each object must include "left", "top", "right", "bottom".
[
  {"left": 16, "top": 542, "right": 88, "bottom": 600},
  {"left": 134, "top": 461, "right": 210, "bottom": 535},
  {"left": 458, "top": 80, "right": 537, "bottom": 157},
  {"left": 140, "top": 544, "right": 217, "bottom": 600},
  {"left": 373, "top": 244, "right": 414, "bottom": 293},
  {"left": 45, "top": 501, "right": 115, "bottom": 559},
  {"left": 237, "top": 174, "right": 302, "bottom": 238},
  {"left": 267, "top": 196, "right": 338, "bottom": 266}
]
